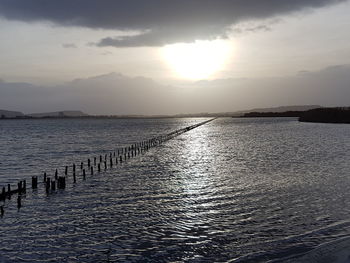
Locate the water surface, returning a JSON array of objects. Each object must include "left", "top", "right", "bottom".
[{"left": 0, "top": 118, "right": 349, "bottom": 262}]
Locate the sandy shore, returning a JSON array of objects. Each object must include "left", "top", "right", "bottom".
[{"left": 285, "top": 237, "right": 350, "bottom": 263}]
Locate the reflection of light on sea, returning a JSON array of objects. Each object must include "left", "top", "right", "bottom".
[{"left": 166, "top": 122, "right": 220, "bottom": 240}]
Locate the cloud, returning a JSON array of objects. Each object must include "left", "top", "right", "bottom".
[
  {"left": 0, "top": 64, "right": 349, "bottom": 115},
  {"left": 62, "top": 43, "right": 77, "bottom": 49},
  {"left": 0, "top": 0, "right": 346, "bottom": 47}
]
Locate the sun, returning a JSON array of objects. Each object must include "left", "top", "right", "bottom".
[{"left": 162, "top": 40, "right": 232, "bottom": 80}]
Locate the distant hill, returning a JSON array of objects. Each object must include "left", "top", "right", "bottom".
[
  {"left": 27, "top": 111, "right": 89, "bottom": 118},
  {"left": 0, "top": 109, "right": 24, "bottom": 118},
  {"left": 243, "top": 111, "right": 307, "bottom": 118},
  {"left": 237, "top": 105, "right": 321, "bottom": 114}
]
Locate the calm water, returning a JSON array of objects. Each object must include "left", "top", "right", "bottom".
[{"left": 0, "top": 118, "right": 349, "bottom": 262}]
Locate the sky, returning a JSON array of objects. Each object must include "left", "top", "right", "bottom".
[{"left": 0, "top": 0, "right": 349, "bottom": 115}]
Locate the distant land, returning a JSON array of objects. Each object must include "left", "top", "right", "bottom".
[
  {"left": 0, "top": 110, "right": 88, "bottom": 119},
  {"left": 3, "top": 105, "right": 349, "bottom": 124},
  {"left": 0, "top": 105, "right": 322, "bottom": 119},
  {"left": 28, "top": 111, "right": 89, "bottom": 118},
  {"left": 0, "top": 109, "right": 24, "bottom": 118},
  {"left": 299, "top": 107, "right": 350, "bottom": 124}
]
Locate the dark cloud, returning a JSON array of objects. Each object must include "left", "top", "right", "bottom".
[
  {"left": 62, "top": 43, "right": 77, "bottom": 48},
  {"left": 0, "top": 0, "right": 346, "bottom": 46}
]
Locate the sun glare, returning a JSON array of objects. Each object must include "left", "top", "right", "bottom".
[{"left": 162, "top": 40, "right": 232, "bottom": 80}]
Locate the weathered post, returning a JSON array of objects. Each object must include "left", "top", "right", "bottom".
[
  {"left": 55, "top": 169, "right": 58, "bottom": 180},
  {"left": 7, "top": 184, "right": 11, "bottom": 193},
  {"left": 51, "top": 180, "right": 56, "bottom": 191},
  {"left": 98, "top": 163, "right": 101, "bottom": 172},
  {"left": 110, "top": 157, "right": 113, "bottom": 168},
  {"left": 83, "top": 169, "right": 86, "bottom": 180},
  {"left": 91, "top": 166, "right": 94, "bottom": 175},
  {"left": 23, "top": 180, "right": 26, "bottom": 193},
  {"left": 94, "top": 157, "right": 97, "bottom": 166},
  {"left": 32, "top": 176, "right": 37, "bottom": 189},
  {"left": 58, "top": 176, "right": 66, "bottom": 189},
  {"left": 65, "top": 166, "right": 68, "bottom": 175},
  {"left": 80, "top": 162, "right": 83, "bottom": 170},
  {"left": 73, "top": 163, "right": 76, "bottom": 176},
  {"left": 17, "top": 195, "right": 21, "bottom": 209},
  {"left": 46, "top": 177, "right": 51, "bottom": 193},
  {"left": 88, "top": 158, "right": 91, "bottom": 167},
  {"left": 44, "top": 172, "right": 47, "bottom": 183},
  {"left": 18, "top": 181, "right": 22, "bottom": 193}
]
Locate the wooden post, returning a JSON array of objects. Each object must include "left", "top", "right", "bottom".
[
  {"left": 32, "top": 176, "right": 37, "bottom": 189},
  {"left": 46, "top": 177, "right": 51, "bottom": 193},
  {"left": 51, "top": 180, "right": 56, "bottom": 191},
  {"left": 65, "top": 166, "right": 68, "bottom": 175},
  {"left": 58, "top": 176, "right": 66, "bottom": 189},
  {"left": 17, "top": 195, "right": 21, "bottom": 209},
  {"left": 83, "top": 169, "right": 86, "bottom": 180},
  {"left": 73, "top": 163, "right": 76, "bottom": 176},
  {"left": 23, "top": 180, "right": 26, "bottom": 193},
  {"left": 91, "top": 166, "right": 94, "bottom": 175},
  {"left": 0, "top": 206, "right": 4, "bottom": 217},
  {"left": 104, "top": 161, "right": 107, "bottom": 170},
  {"left": 100, "top": 155, "right": 102, "bottom": 163},
  {"left": 110, "top": 157, "right": 113, "bottom": 168},
  {"left": 80, "top": 162, "right": 83, "bottom": 170},
  {"left": 88, "top": 158, "right": 91, "bottom": 167},
  {"left": 94, "top": 157, "right": 97, "bottom": 166},
  {"left": 73, "top": 172, "right": 76, "bottom": 183},
  {"left": 7, "top": 184, "right": 11, "bottom": 193},
  {"left": 1, "top": 187, "right": 5, "bottom": 197},
  {"left": 55, "top": 169, "right": 58, "bottom": 180},
  {"left": 98, "top": 163, "right": 101, "bottom": 172},
  {"left": 44, "top": 172, "right": 47, "bottom": 183}
]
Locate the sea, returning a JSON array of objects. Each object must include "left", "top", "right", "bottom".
[{"left": 0, "top": 117, "right": 349, "bottom": 262}]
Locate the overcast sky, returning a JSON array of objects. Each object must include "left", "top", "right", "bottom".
[{"left": 0, "top": 0, "right": 349, "bottom": 114}]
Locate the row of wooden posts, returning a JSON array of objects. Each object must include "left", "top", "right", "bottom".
[{"left": 0, "top": 118, "right": 215, "bottom": 217}]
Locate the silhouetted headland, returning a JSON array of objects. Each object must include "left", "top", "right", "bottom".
[
  {"left": 242, "top": 111, "right": 306, "bottom": 118},
  {"left": 299, "top": 107, "right": 350, "bottom": 124}
]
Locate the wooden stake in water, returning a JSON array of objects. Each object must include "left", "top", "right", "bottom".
[
  {"left": 51, "top": 180, "right": 56, "bottom": 191},
  {"left": 32, "top": 177, "right": 37, "bottom": 189},
  {"left": 17, "top": 195, "right": 21, "bottom": 209}
]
